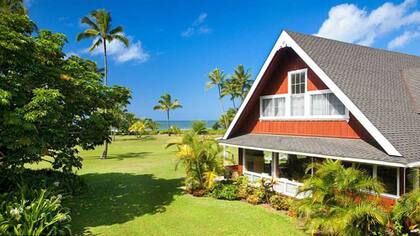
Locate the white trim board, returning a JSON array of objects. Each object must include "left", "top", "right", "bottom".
[
  {"left": 223, "top": 30, "right": 402, "bottom": 157},
  {"left": 220, "top": 142, "right": 406, "bottom": 167}
]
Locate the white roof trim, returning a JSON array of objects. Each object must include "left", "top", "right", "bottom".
[
  {"left": 223, "top": 30, "right": 402, "bottom": 157},
  {"left": 219, "top": 142, "right": 405, "bottom": 167}
]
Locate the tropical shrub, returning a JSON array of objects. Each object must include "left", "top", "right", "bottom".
[
  {"left": 254, "top": 178, "right": 275, "bottom": 204},
  {"left": 0, "top": 186, "right": 72, "bottom": 236},
  {"left": 191, "top": 120, "right": 208, "bottom": 134},
  {"left": 246, "top": 194, "right": 261, "bottom": 205},
  {"left": 293, "top": 160, "right": 387, "bottom": 236},
  {"left": 211, "top": 121, "right": 221, "bottom": 131},
  {"left": 167, "top": 131, "right": 223, "bottom": 191},
  {"left": 392, "top": 188, "right": 420, "bottom": 235},
  {"left": 235, "top": 176, "right": 250, "bottom": 199},
  {"left": 0, "top": 13, "right": 131, "bottom": 171},
  {"left": 269, "top": 194, "right": 291, "bottom": 211},
  {"left": 210, "top": 182, "right": 239, "bottom": 200}
]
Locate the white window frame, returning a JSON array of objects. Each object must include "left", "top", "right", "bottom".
[{"left": 259, "top": 68, "right": 350, "bottom": 121}]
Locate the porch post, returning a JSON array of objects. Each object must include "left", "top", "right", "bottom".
[
  {"left": 242, "top": 148, "right": 247, "bottom": 172},
  {"left": 397, "top": 167, "right": 400, "bottom": 197},
  {"left": 272, "top": 153, "right": 278, "bottom": 178}
]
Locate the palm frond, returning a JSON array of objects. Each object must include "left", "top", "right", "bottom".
[
  {"left": 77, "top": 29, "right": 100, "bottom": 41},
  {"left": 80, "top": 16, "right": 99, "bottom": 31},
  {"left": 88, "top": 38, "right": 103, "bottom": 52}
]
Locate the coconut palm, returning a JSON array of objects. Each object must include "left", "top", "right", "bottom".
[
  {"left": 221, "top": 79, "right": 240, "bottom": 109},
  {"left": 0, "top": 0, "right": 26, "bottom": 14},
  {"left": 231, "top": 64, "right": 253, "bottom": 102},
  {"left": 206, "top": 68, "right": 229, "bottom": 129},
  {"left": 294, "top": 160, "right": 387, "bottom": 235},
  {"left": 153, "top": 93, "right": 182, "bottom": 135},
  {"left": 77, "top": 9, "right": 129, "bottom": 159}
]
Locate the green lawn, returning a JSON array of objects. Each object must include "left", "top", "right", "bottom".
[{"left": 56, "top": 135, "right": 305, "bottom": 235}]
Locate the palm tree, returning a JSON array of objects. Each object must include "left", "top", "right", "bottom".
[
  {"left": 0, "top": 0, "right": 27, "bottom": 14},
  {"left": 231, "top": 64, "right": 253, "bottom": 102},
  {"left": 221, "top": 79, "right": 240, "bottom": 109},
  {"left": 206, "top": 68, "right": 229, "bottom": 129},
  {"left": 77, "top": 9, "right": 129, "bottom": 159},
  {"left": 294, "top": 160, "right": 387, "bottom": 235},
  {"left": 153, "top": 93, "right": 182, "bottom": 135}
]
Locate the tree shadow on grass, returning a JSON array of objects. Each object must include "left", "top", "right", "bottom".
[
  {"left": 107, "top": 152, "right": 152, "bottom": 160},
  {"left": 65, "top": 173, "right": 183, "bottom": 235}
]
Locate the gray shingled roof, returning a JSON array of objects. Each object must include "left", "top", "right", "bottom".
[
  {"left": 285, "top": 31, "right": 420, "bottom": 163},
  {"left": 219, "top": 134, "right": 407, "bottom": 165}
]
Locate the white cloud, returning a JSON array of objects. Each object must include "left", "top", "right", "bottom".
[
  {"left": 388, "top": 30, "right": 420, "bottom": 49},
  {"left": 88, "top": 35, "right": 150, "bottom": 64},
  {"left": 181, "top": 13, "right": 212, "bottom": 37},
  {"left": 317, "top": 0, "right": 420, "bottom": 47}
]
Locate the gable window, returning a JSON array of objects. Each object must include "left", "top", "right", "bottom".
[
  {"left": 290, "top": 70, "right": 306, "bottom": 116},
  {"left": 259, "top": 68, "right": 348, "bottom": 120},
  {"left": 311, "top": 93, "right": 345, "bottom": 115},
  {"left": 261, "top": 96, "right": 286, "bottom": 118}
]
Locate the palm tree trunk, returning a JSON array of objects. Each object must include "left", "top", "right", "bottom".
[
  {"left": 100, "top": 39, "right": 109, "bottom": 160},
  {"left": 166, "top": 109, "right": 171, "bottom": 136},
  {"left": 218, "top": 85, "right": 229, "bottom": 129}
]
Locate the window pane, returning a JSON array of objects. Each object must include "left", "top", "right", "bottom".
[
  {"left": 274, "top": 97, "right": 285, "bottom": 117},
  {"left": 291, "top": 71, "right": 306, "bottom": 94},
  {"left": 377, "top": 166, "right": 398, "bottom": 195},
  {"left": 291, "top": 95, "right": 304, "bottom": 116},
  {"left": 355, "top": 163, "right": 373, "bottom": 177},
  {"left": 328, "top": 93, "right": 345, "bottom": 115},
  {"left": 311, "top": 93, "right": 346, "bottom": 116},
  {"left": 262, "top": 98, "right": 273, "bottom": 117},
  {"left": 405, "top": 168, "right": 419, "bottom": 193}
]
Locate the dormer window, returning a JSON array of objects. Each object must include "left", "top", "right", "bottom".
[{"left": 259, "top": 68, "right": 349, "bottom": 120}]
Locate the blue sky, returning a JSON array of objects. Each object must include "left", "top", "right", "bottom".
[{"left": 27, "top": 0, "right": 420, "bottom": 120}]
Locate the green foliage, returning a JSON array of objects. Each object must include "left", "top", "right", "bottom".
[
  {"left": 166, "top": 131, "right": 223, "bottom": 191},
  {"left": 153, "top": 93, "right": 182, "bottom": 135},
  {"left": 0, "top": 13, "right": 131, "bottom": 171},
  {"left": 210, "top": 181, "right": 239, "bottom": 200},
  {"left": 219, "top": 108, "right": 237, "bottom": 130},
  {"left": 294, "top": 160, "right": 387, "bottom": 235},
  {"left": 235, "top": 176, "right": 251, "bottom": 199},
  {"left": 191, "top": 120, "right": 208, "bottom": 134},
  {"left": 0, "top": 0, "right": 27, "bottom": 15},
  {"left": 0, "top": 169, "right": 86, "bottom": 197},
  {"left": 246, "top": 194, "right": 261, "bottom": 205},
  {"left": 392, "top": 188, "right": 420, "bottom": 235},
  {"left": 0, "top": 186, "right": 72, "bottom": 236},
  {"left": 211, "top": 121, "right": 221, "bottom": 130},
  {"left": 269, "top": 194, "right": 291, "bottom": 211}
]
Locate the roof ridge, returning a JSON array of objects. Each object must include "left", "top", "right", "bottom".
[{"left": 284, "top": 30, "right": 420, "bottom": 60}]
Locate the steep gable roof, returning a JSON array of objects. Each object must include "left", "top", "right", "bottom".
[
  {"left": 223, "top": 30, "right": 420, "bottom": 165},
  {"left": 286, "top": 31, "right": 420, "bottom": 163}
]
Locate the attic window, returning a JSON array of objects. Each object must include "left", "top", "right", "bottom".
[{"left": 290, "top": 69, "right": 306, "bottom": 116}]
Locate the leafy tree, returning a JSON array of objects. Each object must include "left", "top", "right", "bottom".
[
  {"left": 206, "top": 68, "right": 229, "bottom": 128},
  {"left": 294, "top": 160, "right": 387, "bottom": 235},
  {"left": 0, "top": 0, "right": 26, "bottom": 14},
  {"left": 0, "top": 13, "right": 130, "bottom": 171},
  {"left": 166, "top": 131, "right": 223, "bottom": 191},
  {"left": 211, "top": 121, "right": 221, "bottom": 131},
  {"left": 231, "top": 64, "right": 253, "bottom": 102},
  {"left": 191, "top": 120, "right": 208, "bottom": 135},
  {"left": 77, "top": 9, "right": 130, "bottom": 159},
  {"left": 153, "top": 93, "right": 182, "bottom": 136}
]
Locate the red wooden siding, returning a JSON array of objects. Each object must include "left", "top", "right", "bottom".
[{"left": 230, "top": 47, "right": 372, "bottom": 140}]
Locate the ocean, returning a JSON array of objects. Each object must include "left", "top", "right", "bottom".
[{"left": 156, "top": 120, "right": 217, "bottom": 130}]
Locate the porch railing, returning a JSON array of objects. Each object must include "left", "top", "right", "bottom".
[{"left": 243, "top": 170, "right": 305, "bottom": 198}]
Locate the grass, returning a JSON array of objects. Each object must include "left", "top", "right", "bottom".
[{"left": 45, "top": 135, "right": 305, "bottom": 235}]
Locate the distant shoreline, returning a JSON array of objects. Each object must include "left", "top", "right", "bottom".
[{"left": 155, "top": 120, "right": 218, "bottom": 130}]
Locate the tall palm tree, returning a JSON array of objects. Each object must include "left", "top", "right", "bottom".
[
  {"left": 206, "top": 68, "right": 229, "bottom": 129},
  {"left": 77, "top": 9, "right": 129, "bottom": 159},
  {"left": 153, "top": 93, "right": 182, "bottom": 135},
  {"left": 231, "top": 64, "right": 253, "bottom": 102},
  {"left": 0, "top": 0, "right": 27, "bottom": 14},
  {"left": 221, "top": 79, "right": 240, "bottom": 109}
]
